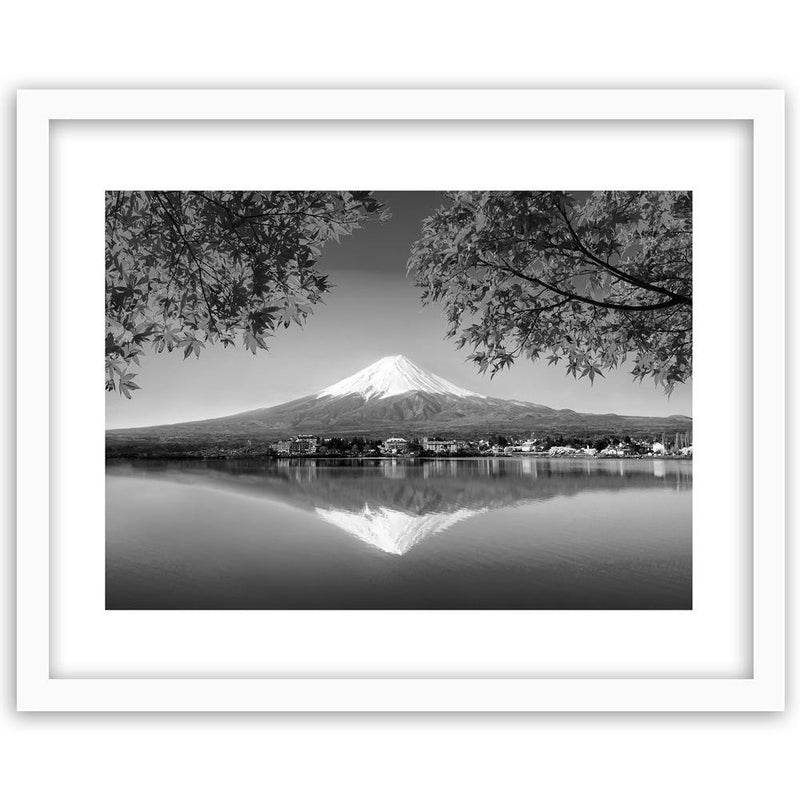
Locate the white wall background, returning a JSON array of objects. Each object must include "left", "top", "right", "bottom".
[{"left": 1, "top": 2, "right": 795, "bottom": 798}]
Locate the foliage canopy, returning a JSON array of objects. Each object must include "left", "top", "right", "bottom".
[
  {"left": 106, "top": 190, "right": 386, "bottom": 396},
  {"left": 407, "top": 191, "right": 692, "bottom": 393}
]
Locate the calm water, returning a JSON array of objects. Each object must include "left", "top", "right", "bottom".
[{"left": 106, "top": 457, "right": 692, "bottom": 610}]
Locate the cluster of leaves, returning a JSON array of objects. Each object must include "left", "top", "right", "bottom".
[
  {"left": 106, "top": 190, "right": 387, "bottom": 396},
  {"left": 407, "top": 191, "right": 692, "bottom": 394}
]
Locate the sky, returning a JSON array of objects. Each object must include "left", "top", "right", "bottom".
[{"left": 106, "top": 191, "right": 692, "bottom": 429}]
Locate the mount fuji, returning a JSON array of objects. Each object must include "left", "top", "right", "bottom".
[
  {"left": 106, "top": 354, "right": 692, "bottom": 453},
  {"left": 316, "top": 355, "right": 483, "bottom": 401}
]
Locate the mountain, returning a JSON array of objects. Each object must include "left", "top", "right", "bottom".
[
  {"left": 317, "top": 354, "right": 482, "bottom": 401},
  {"left": 106, "top": 354, "right": 692, "bottom": 455}
]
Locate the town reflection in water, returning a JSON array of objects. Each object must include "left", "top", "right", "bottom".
[{"left": 107, "top": 457, "right": 692, "bottom": 557}]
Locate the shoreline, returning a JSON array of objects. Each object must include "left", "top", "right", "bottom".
[{"left": 106, "top": 453, "right": 693, "bottom": 462}]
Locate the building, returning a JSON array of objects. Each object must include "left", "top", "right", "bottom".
[
  {"left": 382, "top": 436, "right": 408, "bottom": 454},
  {"left": 275, "top": 435, "right": 318, "bottom": 455},
  {"left": 294, "top": 434, "right": 318, "bottom": 453},
  {"left": 290, "top": 436, "right": 318, "bottom": 455},
  {"left": 422, "top": 437, "right": 462, "bottom": 454}
]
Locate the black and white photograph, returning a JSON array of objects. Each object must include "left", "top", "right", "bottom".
[
  {"left": 8, "top": 0, "right": 796, "bottom": 793},
  {"left": 105, "top": 189, "right": 693, "bottom": 610}
]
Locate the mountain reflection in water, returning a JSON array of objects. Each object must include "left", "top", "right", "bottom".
[{"left": 106, "top": 457, "right": 692, "bottom": 609}]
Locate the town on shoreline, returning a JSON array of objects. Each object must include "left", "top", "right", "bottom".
[{"left": 107, "top": 430, "right": 693, "bottom": 461}]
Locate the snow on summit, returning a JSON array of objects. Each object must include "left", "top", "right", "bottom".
[{"left": 316, "top": 355, "right": 484, "bottom": 401}]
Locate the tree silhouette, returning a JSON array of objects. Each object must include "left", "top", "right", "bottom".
[
  {"left": 408, "top": 191, "right": 691, "bottom": 393},
  {"left": 106, "top": 190, "right": 387, "bottom": 396}
]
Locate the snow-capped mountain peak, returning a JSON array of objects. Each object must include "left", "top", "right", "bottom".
[{"left": 316, "top": 355, "right": 484, "bottom": 401}]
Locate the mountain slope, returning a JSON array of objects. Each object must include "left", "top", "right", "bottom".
[{"left": 107, "top": 354, "right": 692, "bottom": 453}]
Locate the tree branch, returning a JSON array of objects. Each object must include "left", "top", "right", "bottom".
[
  {"left": 554, "top": 203, "right": 692, "bottom": 306},
  {"left": 484, "top": 259, "right": 684, "bottom": 312},
  {"left": 155, "top": 192, "right": 219, "bottom": 332}
]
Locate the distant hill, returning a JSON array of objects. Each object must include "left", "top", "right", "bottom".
[{"left": 106, "top": 354, "right": 692, "bottom": 456}]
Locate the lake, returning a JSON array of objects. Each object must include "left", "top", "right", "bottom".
[{"left": 106, "top": 457, "right": 692, "bottom": 610}]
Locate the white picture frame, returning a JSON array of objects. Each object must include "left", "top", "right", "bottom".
[{"left": 17, "top": 89, "right": 785, "bottom": 711}]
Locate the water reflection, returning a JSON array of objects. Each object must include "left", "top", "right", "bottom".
[
  {"left": 107, "top": 457, "right": 692, "bottom": 609},
  {"left": 107, "top": 457, "right": 692, "bottom": 556}
]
